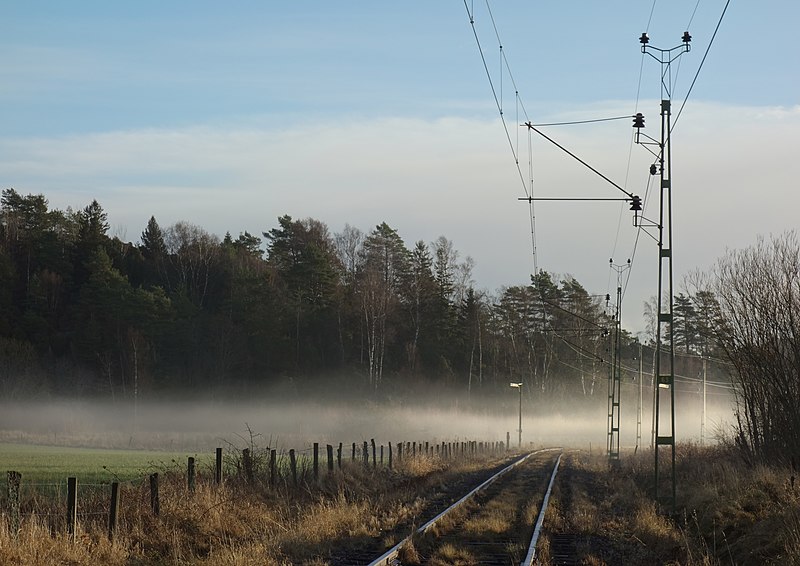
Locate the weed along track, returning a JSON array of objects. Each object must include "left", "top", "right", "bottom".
[{"left": 366, "top": 449, "right": 561, "bottom": 566}]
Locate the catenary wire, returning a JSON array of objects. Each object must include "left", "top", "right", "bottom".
[
  {"left": 612, "top": 0, "right": 658, "bottom": 308},
  {"left": 672, "top": 0, "right": 730, "bottom": 133},
  {"left": 463, "top": 1, "right": 530, "bottom": 199},
  {"left": 465, "top": 0, "right": 542, "bottom": 277},
  {"left": 486, "top": 0, "right": 540, "bottom": 276}
]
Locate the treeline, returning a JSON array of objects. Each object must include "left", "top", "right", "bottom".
[{"left": 0, "top": 188, "right": 725, "bottom": 401}]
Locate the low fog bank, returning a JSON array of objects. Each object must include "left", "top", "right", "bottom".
[{"left": 0, "top": 393, "right": 735, "bottom": 453}]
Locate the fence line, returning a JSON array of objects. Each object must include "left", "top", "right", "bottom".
[{"left": 4, "top": 433, "right": 513, "bottom": 543}]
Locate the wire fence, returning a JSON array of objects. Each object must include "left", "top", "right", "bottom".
[{"left": 3, "top": 436, "right": 512, "bottom": 542}]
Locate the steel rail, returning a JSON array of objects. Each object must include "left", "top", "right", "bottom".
[
  {"left": 368, "top": 448, "right": 561, "bottom": 566},
  {"left": 521, "top": 451, "right": 563, "bottom": 565}
]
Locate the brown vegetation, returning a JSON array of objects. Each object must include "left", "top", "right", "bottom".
[
  {"left": 540, "top": 444, "right": 800, "bottom": 565},
  {"left": 4, "top": 443, "right": 800, "bottom": 565},
  {"left": 0, "top": 450, "right": 510, "bottom": 565}
]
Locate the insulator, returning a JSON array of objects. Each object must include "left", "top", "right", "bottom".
[
  {"left": 639, "top": 33, "right": 649, "bottom": 45},
  {"left": 682, "top": 31, "right": 692, "bottom": 44},
  {"left": 633, "top": 113, "right": 645, "bottom": 128}
]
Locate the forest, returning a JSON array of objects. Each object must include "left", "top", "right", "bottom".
[{"left": 0, "top": 188, "right": 729, "bottom": 403}]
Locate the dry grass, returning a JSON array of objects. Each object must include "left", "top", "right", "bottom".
[
  {"left": 540, "top": 445, "right": 800, "bottom": 565},
  {"left": 0, "top": 449, "right": 511, "bottom": 565},
  {"left": 428, "top": 541, "right": 478, "bottom": 565},
  {"left": 11, "top": 443, "right": 796, "bottom": 564},
  {"left": 673, "top": 443, "right": 800, "bottom": 564},
  {"left": 461, "top": 497, "right": 513, "bottom": 534}
]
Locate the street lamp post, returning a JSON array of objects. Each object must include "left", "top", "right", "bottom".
[{"left": 510, "top": 382, "right": 523, "bottom": 448}]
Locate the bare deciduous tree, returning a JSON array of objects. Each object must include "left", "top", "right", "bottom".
[{"left": 713, "top": 231, "right": 800, "bottom": 464}]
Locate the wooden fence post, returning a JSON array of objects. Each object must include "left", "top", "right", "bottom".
[
  {"left": 215, "top": 447, "right": 223, "bottom": 485},
  {"left": 150, "top": 473, "right": 160, "bottom": 516},
  {"left": 269, "top": 450, "right": 276, "bottom": 488},
  {"left": 327, "top": 444, "right": 334, "bottom": 475},
  {"left": 388, "top": 442, "right": 393, "bottom": 469},
  {"left": 7, "top": 471, "right": 20, "bottom": 536},
  {"left": 380, "top": 445, "right": 384, "bottom": 466},
  {"left": 188, "top": 457, "right": 196, "bottom": 493},
  {"left": 371, "top": 439, "right": 376, "bottom": 469},
  {"left": 398, "top": 442, "right": 402, "bottom": 462},
  {"left": 313, "top": 443, "right": 319, "bottom": 481},
  {"left": 351, "top": 442, "right": 356, "bottom": 462},
  {"left": 363, "top": 441, "right": 369, "bottom": 467},
  {"left": 507, "top": 431, "right": 510, "bottom": 451},
  {"left": 337, "top": 443, "right": 342, "bottom": 469},
  {"left": 108, "top": 482, "right": 120, "bottom": 541},
  {"left": 289, "top": 449, "right": 297, "bottom": 487},
  {"left": 67, "top": 477, "right": 77, "bottom": 541}
]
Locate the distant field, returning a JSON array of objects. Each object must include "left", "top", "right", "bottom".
[{"left": 0, "top": 442, "right": 212, "bottom": 484}]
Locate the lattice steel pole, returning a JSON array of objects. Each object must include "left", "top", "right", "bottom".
[
  {"left": 635, "top": 30, "right": 691, "bottom": 513},
  {"left": 607, "top": 259, "right": 630, "bottom": 462}
]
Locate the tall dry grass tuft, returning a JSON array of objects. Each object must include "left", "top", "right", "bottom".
[
  {"left": 0, "top": 515, "right": 129, "bottom": 566},
  {"left": 783, "top": 512, "right": 800, "bottom": 566},
  {"left": 672, "top": 442, "right": 800, "bottom": 563},
  {"left": 561, "top": 443, "right": 800, "bottom": 564}
]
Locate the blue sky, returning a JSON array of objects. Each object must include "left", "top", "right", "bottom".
[{"left": 1, "top": 1, "right": 798, "bottom": 330}]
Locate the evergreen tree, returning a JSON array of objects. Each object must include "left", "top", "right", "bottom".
[
  {"left": 264, "top": 216, "right": 340, "bottom": 372},
  {"left": 407, "top": 240, "right": 437, "bottom": 375},
  {"left": 673, "top": 293, "right": 698, "bottom": 354}
]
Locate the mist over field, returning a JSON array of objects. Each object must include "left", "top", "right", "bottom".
[{"left": 0, "top": 386, "right": 735, "bottom": 453}]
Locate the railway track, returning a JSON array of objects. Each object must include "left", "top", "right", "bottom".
[{"left": 365, "top": 449, "right": 563, "bottom": 566}]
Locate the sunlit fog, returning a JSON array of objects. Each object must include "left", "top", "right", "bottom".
[{"left": 0, "top": 387, "right": 735, "bottom": 453}]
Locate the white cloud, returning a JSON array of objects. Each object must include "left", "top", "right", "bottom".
[{"left": 1, "top": 102, "right": 797, "bottom": 330}]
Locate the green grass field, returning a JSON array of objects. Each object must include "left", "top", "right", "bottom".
[{"left": 1, "top": 442, "right": 212, "bottom": 484}]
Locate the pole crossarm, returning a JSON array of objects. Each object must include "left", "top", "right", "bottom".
[
  {"left": 518, "top": 197, "right": 631, "bottom": 202},
  {"left": 639, "top": 31, "right": 692, "bottom": 101},
  {"left": 641, "top": 40, "right": 691, "bottom": 65}
]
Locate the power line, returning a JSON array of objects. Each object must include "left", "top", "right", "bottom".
[
  {"left": 671, "top": 0, "right": 731, "bottom": 132},
  {"left": 531, "top": 115, "right": 633, "bottom": 127},
  {"left": 463, "top": 1, "right": 530, "bottom": 199},
  {"left": 463, "top": 0, "right": 539, "bottom": 275},
  {"left": 609, "top": 0, "right": 656, "bottom": 302},
  {"left": 551, "top": 339, "right": 739, "bottom": 392},
  {"left": 686, "top": 0, "right": 703, "bottom": 33}
]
